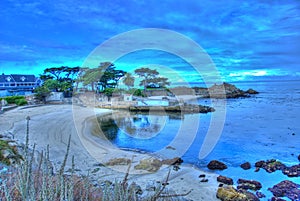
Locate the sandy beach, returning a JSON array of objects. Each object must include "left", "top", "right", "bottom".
[{"left": 0, "top": 104, "right": 220, "bottom": 201}]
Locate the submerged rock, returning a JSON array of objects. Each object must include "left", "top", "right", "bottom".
[
  {"left": 240, "top": 162, "right": 251, "bottom": 170},
  {"left": 216, "top": 186, "right": 259, "bottom": 201},
  {"left": 268, "top": 180, "right": 300, "bottom": 200},
  {"left": 237, "top": 179, "right": 262, "bottom": 191},
  {"left": 217, "top": 175, "right": 233, "bottom": 185},
  {"left": 207, "top": 160, "right": 227, "bottom": 170}
]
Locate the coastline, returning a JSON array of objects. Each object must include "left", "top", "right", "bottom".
[{"left": 0, "top": 104, "right": 220, "bottom": 201}]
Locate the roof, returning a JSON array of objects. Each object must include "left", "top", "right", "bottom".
[{"left": 0, "top": 74, "right": 37, "bottom": 83}]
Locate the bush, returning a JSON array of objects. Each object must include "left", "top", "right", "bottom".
[
  {"left": 15, "top": 99, "right": 28, "bottom": 106},
  {"left": 3, "top": 96, "right": 25, "bottom": 104}
]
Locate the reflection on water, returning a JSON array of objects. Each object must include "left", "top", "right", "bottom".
[{"left": 98, "top": 112, "right": 185, "bottom": 140}]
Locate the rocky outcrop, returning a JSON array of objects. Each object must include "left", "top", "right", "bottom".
[
  {"left": 216, "top": 186, "right": 259, "bottom": 201},
  {"left": 268, "top": 180, "right": 300, "bottom": 200},
  {"left": 240, "top": 162, "right": 251, "bottom": 170},
  {"left": 237, "top": 179, "right": 262, "bottom": 191},
  {"left": 207, "top": 160, "right": 227, "bottom": 170},
  {"left": 217, "top": 175, "right": 233, "bottom": 185},
  {"left": 134, "top": 158, "right": 162, "bottom": 172},
  {"left": 194, "top": 82, "right": 259, "bottom": 99}
]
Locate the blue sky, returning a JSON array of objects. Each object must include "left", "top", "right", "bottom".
[{"left": 0, "top": 0, "right": 299, "bottom": 84}]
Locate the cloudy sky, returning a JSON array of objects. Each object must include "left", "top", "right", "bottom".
[{"left": 1, "top": 0, "right": 299, "bottom": 84}]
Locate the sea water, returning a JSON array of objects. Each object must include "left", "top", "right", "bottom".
[{"left": 97, "top": 80, "right": 300, "bottom": 200}]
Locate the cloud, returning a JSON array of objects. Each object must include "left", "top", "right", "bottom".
[{"left": 0, "top": 0, "right": 299, "bottom": 81}]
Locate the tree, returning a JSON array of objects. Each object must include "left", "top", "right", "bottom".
[
  {"left": 147, "top": 77, "right": 170, "bottom": 88},
  {"left": 79, "top": 62, "right": 126, "bottom": 92},
  {"left": 134, "top": 67, "right": 159, "bottom": 91},
  {"left": 134, "top": 67, "right": 170, "bottom": 91},
  {"left": 122, "top": 73, "right": 135, "bottom": 90}
]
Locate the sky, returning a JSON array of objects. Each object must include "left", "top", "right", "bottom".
[{"left": 0, "top": 0, "right": 300, "bottom": 84}]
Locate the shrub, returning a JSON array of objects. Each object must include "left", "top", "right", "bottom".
[
  {"left": 15, "top": 99, "right": 28, "bottom": 106},
  {"left": 4, "top": 96, "right": 24, "bottom": 104}
]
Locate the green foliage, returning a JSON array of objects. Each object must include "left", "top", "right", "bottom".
[
  {"left": 131, "top": 89, "right": 145, "bottom": 97},
  {"left": 15, "top": 99, "right": 28, "bottom": 106},
  {"left": 34, "top": 85, "right": 51, "bottom": 102},
  {"left": 0, "top": 96, "right": 27, "bottom": 106},
  {"left": 134, "top": 67, "right": 170, "bottom": 90},
  {"left": 2, "top": 95, "right": 25, "bottom": 104},
  {"left": 79, "top": 62, "right": 126, "bottom": 92},
  {"left": 102, "top": 88, "right": 115, "bottom": 97}
]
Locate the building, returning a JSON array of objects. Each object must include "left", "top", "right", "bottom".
[{"left": 0, "top": 73, "right": 42, "bottom": 96}]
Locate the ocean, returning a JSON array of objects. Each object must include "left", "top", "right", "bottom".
[{"left": 96, "top": 80, "right": 300, "bottom": 200}]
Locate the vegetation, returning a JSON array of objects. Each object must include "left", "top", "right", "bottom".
[
  {"left": 134, "top": 67, "right": 170, "bottom": 93},
  {"left": 79, "top": 62, "right": 126, "bottom": 92},
  {"left": 122, "top": 72, "right": 135, "bottom": 90},
  {"left": 0, "top": 96, "right": 27, "bottom": 106}
]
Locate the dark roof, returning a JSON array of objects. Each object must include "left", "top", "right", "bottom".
[
  {"left": 11, "top": 74, "right": 36, "bottom": 82},
  {"left": 0, "top": 74, "right": 37, "bottom": 83}
]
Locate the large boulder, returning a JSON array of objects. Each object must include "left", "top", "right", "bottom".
[
  {"left": 240, "top": 162, "right": 251, "bottom": 170},
  {"left": 237, "top": 179, "right": 262, "bottom": 191},
  {"left": 216, "top": 186, "right": 259, "bottom": 201},
  {"left": 268, "top": 180, "right": 300, "bottom": 200},
  {"left": 217, "top": 175, "right": 233, "bottom": 185},
  {"left": 207, "top": 160, "right": 227, "bottom": 170}
]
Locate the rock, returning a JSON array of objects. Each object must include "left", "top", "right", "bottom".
[
  {"left": 200, "top": 178, "right": 208, "bottom": 182},
  {"left": 161, "top": 157, "right": 183, "bottom": 166},
  {"left": 256, "top": 191, "right": 266, "bottom": 198},
  {"left": 129, "top": 182, "right": 143, "bottom": 195},
  {"left": 207, "top": 160, "right": 227, "bottom": 170},
  {"left": 217, "top": 175, "right": 234, "bottom": 185},
  {"left": 237, "top": 179, "right": 262, "bottom": 191},
  {"left": 240, "top": 162, "right": 251, "bottom": 170},
  {"left": 254, "top": 159, "right": 286, "bottom": 173},
  {"left": 216, "top": 186, "right": 259, "bottom": 201},
  {"left": 255, "top": 160, "right": 265, "bottom": 168},
  {"left": 105, "top": 158, "right": 131, "bottom": 166},
  {"left": 245, "top": 88, "right": 259, "bottom": 94},
  {"left": 166, "top": 146, "right": 176, "bottom": 150},
  {"left": 268, "top": 180, "right": 300, "bottom": 201},
  {"left": 282, "top": 164, "right": 300, "bottom": 177},
  {"left": 270, "top": 197, "right": 287, "bottom": 201},
  {"left": 134, "top": 158, "right": 162, "bottom": 172}
]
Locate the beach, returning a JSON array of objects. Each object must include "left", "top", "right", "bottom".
[{"left": 0, "top": 104, "right": 220, "bottom": 201}]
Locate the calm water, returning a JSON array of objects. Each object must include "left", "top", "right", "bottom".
[{"left": 95, "top": 80, "right": 300, "bottom": 200}]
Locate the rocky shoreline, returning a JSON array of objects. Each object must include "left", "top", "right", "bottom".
[{"left": 205, "top": 158, "right": 300, "bottom": 201}]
